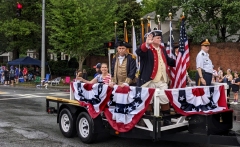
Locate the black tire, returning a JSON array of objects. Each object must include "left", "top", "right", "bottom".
[
  {"left": 59, "top": 108, "right": 76, "bottom": 138},
  {"left": 76, "top": 112, "right": 98, "bottom": 143}
]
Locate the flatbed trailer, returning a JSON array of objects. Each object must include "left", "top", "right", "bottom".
[{"left": 46, "top": 83, "right": 240, "bottom": 146}]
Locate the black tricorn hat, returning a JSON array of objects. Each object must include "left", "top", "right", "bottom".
[
  {"left": 174, "top": 44, "right": 179, "bottom": 49},
  {"left": 200, "top": 39, "right": 211, "bottom": 46},
  {"left": 150, "top": 30, "right": 162, "bottom": 37},
  {"left": 115, "top": 41, "right": 132, "bottom": 48}
]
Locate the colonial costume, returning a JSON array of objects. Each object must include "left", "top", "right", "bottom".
[
  {"left": 111, "top": 41, "right": 137, "bottom": 86},
  {"left": 136, "top": 31, "right": 175, "bottom": 87},
  {"left": 136, "top": 30, "right": 175, "bottom": 125}
]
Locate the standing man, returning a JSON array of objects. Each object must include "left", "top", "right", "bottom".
[
  {"left": 195, "top": 39, "right": 213, "bottom": 86},
  {"left": 136, "top": 30, "right": 175, "bottom": 125},
  {"left": 111, "top": 41, "right": 136, "bottom": 87}
]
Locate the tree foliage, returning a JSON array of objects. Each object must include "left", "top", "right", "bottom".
[
  {"left": 143, "top": 0, "right": 240, "bottom": 42},
  {"left": 116, "top": 0, "right": 142, "bottom": 43},
  {"left": 47, "top": 0, "right": 120, "bottom": 70},
  {"left": 182, "top": 0, "right": 240, "bottom": 42},
  {"left": 0, "top": 0, "right": 41, "bottom": 57}
]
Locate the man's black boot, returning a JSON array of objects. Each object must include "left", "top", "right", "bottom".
[{"left": 162, "top": 110, "right": 172, "bottom": 126}]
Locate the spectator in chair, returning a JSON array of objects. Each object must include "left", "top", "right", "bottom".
[{"left": 79, "top": 63, "right": 111, "bottom": 85}]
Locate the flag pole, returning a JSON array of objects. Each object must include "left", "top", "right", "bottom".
[
  {"left": 131, "top": 19, "right": 134, "bottom": 53},
  {"left": 110, "top": 21, "right": 117, "bottom": 75},
  {"left": 140, "top": 18, "right": 144, "bottom": 44},
  {"left": 124, "top": 20, "right": 130, "bottom": 53},
  {"left": 147, "top": 16, "right": 150, "bottom": 33},
  {"left": 124, "top": 20, "right": 128, "bottom": 42},
  {"left": 168, "top": 12, "right": 172, "bottom": 58},
  {"left": 114, "top": 21, "right": 117, "bottom": 44},
  {"left": 157, "top": 15, "right": 161, "bottom": 30}
]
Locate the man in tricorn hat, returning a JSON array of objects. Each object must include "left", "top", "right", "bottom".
[
  {"left": 110, "top": 41, "right": 137, "bottom": 87},
  {"left": 136, "top": 30, "right": 175, "bottom": 126},
  {"left": 195, "top": 38, "right": 213, "bottom": 86}
]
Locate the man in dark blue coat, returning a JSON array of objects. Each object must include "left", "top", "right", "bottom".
[
  {"left": 136, "top": 30, "right": 175, "bottom": 125},
  {"left": 111, "top": 41, "right": 137, "bottom": 87}
]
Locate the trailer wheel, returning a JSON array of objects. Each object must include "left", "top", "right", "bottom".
[
  {"left": 59, "top": 108, "right": 76, "bottom": 138},
  {"left": 76, "top": 112, "right": 98, "bottom": 143}
]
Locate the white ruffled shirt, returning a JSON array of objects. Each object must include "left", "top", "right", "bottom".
[{"left": 118, "top": 56, "right": 125, "bottom": 65}]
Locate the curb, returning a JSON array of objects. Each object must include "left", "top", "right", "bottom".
[{"left": 0, "top": 85, "right": 69, "bottom": 92}]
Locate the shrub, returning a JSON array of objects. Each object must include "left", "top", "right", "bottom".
[{"left": 188, "top": 70, "right": 197, "bottom": 80}]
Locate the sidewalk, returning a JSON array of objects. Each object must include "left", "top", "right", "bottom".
[{"left": 0, "top": 84, "right": 69, "bottom": 92}]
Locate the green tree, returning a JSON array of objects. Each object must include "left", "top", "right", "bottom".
[
  {"left": 151, "top": 0, "right": 240, "bottom": 42},
  {"left": 116, "top": 0, "right": 142, "bottom": 43},
  {"left": 182, "top": 0, "right": 240, "bottom": 42},
  {"left": 0, "top": 0, "right": 41, "bottom": 59},
  {"left": 47, "top": 0, "right": 119, "bottom": 70}
]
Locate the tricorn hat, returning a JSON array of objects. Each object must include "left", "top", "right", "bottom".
[
  {"left": 115, "top": 41, "right": 132, "bottom": 48},
  {"left": 144, "top": 30, "right": 162, "bottom": 38},
  {"left": 200, "top": 39, "right": 211, "bottom": 46},
  {"left": 174, "top": 44, "right": 179, "bottom": 49}
]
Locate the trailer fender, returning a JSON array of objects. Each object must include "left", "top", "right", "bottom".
[{"left": 57, "top": 104, "right": 87, "bottom": 123}]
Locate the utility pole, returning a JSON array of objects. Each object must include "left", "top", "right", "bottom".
[{"left": 41, "top": 0, "right": 46, "bottom": 80}]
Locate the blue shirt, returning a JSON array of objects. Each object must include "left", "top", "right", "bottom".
[{"left": 94, "top": 73, "right": 99, "bottom": 78}]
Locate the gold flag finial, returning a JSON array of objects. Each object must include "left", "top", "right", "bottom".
[
  {"left": 131, "top": 19, "right": 134, "bottom": 26},
  {"left": 124, "top": 21, "right": 127, "bottom": 27},
  {"left": 181, "top": 12, "right": 185, "bottom": 20},
  {"left": 147, "top": 16, "right": 151, "bottom": 23},
  {"left": 157, "top": 15, "right": 160, "bottom": 22},
  {"left": 168, "top": 13, "right": 172, "bottom": 20}
]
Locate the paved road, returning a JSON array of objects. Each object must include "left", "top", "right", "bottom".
[{"left": 0, "top": 88, "right": 239, "bottom": 147}]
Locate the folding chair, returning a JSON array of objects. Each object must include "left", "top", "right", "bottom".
[{"left": 48, "top": 77, "right": 61, "bottom": 86}]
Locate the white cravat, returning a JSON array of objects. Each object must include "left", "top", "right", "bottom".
[{"left": 118, "top": 56, "right": 125, "bottom": 65}]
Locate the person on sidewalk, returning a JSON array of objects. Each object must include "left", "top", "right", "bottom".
[
  {"left": 15, "top": 66, "right": 19, "bottom": 84},
  {"left": 110, "top": 41, "right": 136, "bottom": 87},
  {"left": 4, "top": 68, "right": 10, "bottom": 85},
  {"left": 231, "top": 71, "right": 240, "bottom": 105},
  {"left": 9, "top": 66, "right": 15, "bottom": 86},
  {"left": 136, "top": 30, "right": 175, "bottom": 126}
]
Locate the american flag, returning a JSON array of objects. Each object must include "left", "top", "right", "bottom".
[{"left": 171, "top": 17, "right": 190, "bottom": 88}]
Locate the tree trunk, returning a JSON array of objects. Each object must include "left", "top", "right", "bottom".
[
  {"left": 12, "top": 48, "right": 19, "bottom": 60},
  {"left": 78, "top": 56, "right": 85, "bottom": 71}
]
